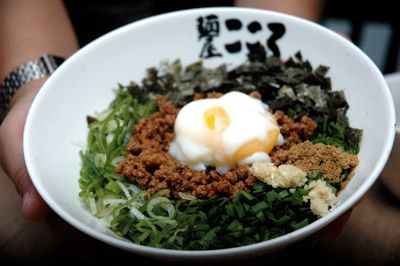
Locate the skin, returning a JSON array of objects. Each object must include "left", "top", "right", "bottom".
[
  {"left": 235, "top": 0, "right": 326, "bottom": 22},
  {"left": 0, "top": 79, "right": 46, "bottom": 220},
  {"left": 0, "top": 0, "right": 79, "bottom": 220}
]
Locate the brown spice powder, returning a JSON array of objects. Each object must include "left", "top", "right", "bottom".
[{"left": 271, "top": 140, "right": 359, "bottom": 182}]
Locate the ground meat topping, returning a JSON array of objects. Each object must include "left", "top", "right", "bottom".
[
  {"left": 271, "top": 141, "right": 359, "bottom": 182},
  {"left": 116, "top": 95, "right": 256, "bottom": 199},
  {"left": 273, "top": 110, "right": 318, "bottom": 150},
  {"left": 126, "top": 95, "right": 177, "bottom": 153}
]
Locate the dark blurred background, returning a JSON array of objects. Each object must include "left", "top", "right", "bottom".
[
  {"left": 322, "top": 0, "right": 399, "bottom": 74},
  {"left": 64, "top": 0, "right": 400, "bottom": 74}
]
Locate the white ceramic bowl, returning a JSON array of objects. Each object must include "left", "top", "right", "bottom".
[
  {"left": 23, "top": 7, "right": 395, "bottom": 260},
  {"left": 380, "top": 73, "right": 400, "bottom": 199}
]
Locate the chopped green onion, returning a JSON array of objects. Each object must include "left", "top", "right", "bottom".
[
  {"left": 105, "top": 180, "right": 122, "bottom": 193},
  {"left": 94, "top": 153, "right": 107, "bottom": 168},
  {"left": 234, "top": 201, "right": 246, "bottom": 219},
  {"left": 225, "top": 203, "right": 236, "bottom": 217},
  {"left": 239, "top": 190, "right": 255, "bottom": 202},
  {"left": 251, "top": 201, "right": 268, "bottom": 214},
  {"left": 278, "top": 190, "right": 290, "bottom": 199},
  {"left": 227, "top": 220, "right": 243, "bottom": 232},
  {"left": 266, "top": 190, "right": 280, "bottom": 203},
  {"left": 291, "top": 219, "right": 309, "bottom": 230}
]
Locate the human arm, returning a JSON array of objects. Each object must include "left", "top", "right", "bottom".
[
  {"left": 0, "top": 0, "right": 79, "bottom": 220},
  {"left": 235, "top": 0, "right": 326, "bottom": 22}
]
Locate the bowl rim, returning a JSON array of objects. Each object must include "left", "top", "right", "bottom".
[
  {"left": 385, "top": 73, "right": 400, "bottom": 132},
  {"left": 23, "top": 6, "right": 396, "bottom": 259}
]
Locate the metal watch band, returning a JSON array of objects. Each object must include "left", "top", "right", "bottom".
[{"left": 0, "top": 54, "right": 65, "bottom": 107}]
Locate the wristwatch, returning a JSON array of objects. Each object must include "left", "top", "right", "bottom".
[{"left": 0, "top": 54, "right": 65, "bottom": 108}]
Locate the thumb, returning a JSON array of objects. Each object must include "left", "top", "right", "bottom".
[
  {"left": 0, "top": 79, "right": 49, "bottom": 220},
  {"left": 14, "top": 167, "right": 49, "bottom": 220}
]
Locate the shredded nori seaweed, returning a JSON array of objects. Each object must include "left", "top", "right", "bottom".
[{"left": 126, "top": 45, "right": 362, "bottom": 152}]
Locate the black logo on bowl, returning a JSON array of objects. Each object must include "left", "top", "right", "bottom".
[
  {"left": 197, "top": 15, "right": 286, "bottom": 59},
  {"left": 197, "top": 15, "right": 222, "bottom": 58}
]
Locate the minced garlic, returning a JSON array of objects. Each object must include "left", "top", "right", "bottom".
[
  {"left": 303, "top": 179, "right": 337, "bottom": 217},
  {"left": 250, "top": 161, "right": 307, "bottom": 188}
]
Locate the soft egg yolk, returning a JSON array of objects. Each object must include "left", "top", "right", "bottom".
[
  {"left": 204, "top": 106, "right": 230, "bottom": 132},
  {"left": 232, "top": 129, "right": 280, "bottom": 163}
]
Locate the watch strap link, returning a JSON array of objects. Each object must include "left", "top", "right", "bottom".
[{"left": 0, "top": 55, "right": 65, "bottom": 106}]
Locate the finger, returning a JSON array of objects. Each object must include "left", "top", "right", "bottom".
[
  {"left": 0, "top": 109, "right": 49, "bottom": 220},
  {"left": 0, "top": 93, "right": 31, "bottom": 182},
  {"left": 0, "top": 103, "right": 29, "bottom": 178},
  {"left": 14, "top": 166, "right": 50, "bottom": 220},
  {"left": 22, "top": 183, "right": 50, "bottom": 220},
  {"left": 0, "top": 80, "right": 48, "bottom": 220}
]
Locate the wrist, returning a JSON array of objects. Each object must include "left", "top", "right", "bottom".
[
  {"left": 0, "top": 78, "right": 46, "bottom": 122},
  {"left": 0, "top": 54, "right": 65, "bottom": 111},
  {"left": 9, "top": 78, "right": 47, "bottom": 108}
]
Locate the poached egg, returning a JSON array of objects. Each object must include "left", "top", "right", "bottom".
[{"left": 169, "top": 91, "right": 283, "bottom": 173}]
